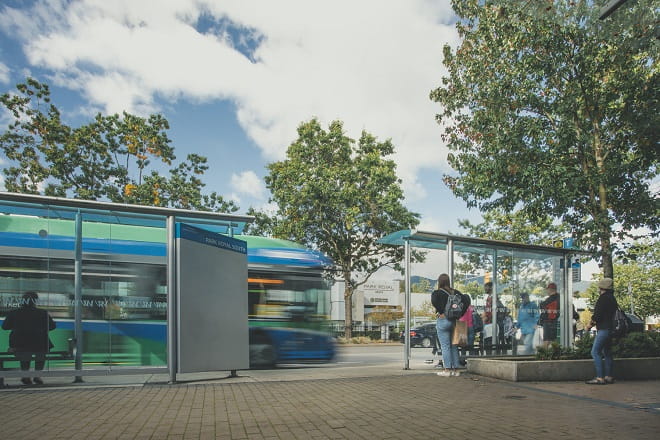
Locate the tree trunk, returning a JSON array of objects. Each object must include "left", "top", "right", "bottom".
[
  {"left": 600, "top": 237, "right": 614, "bottom": 279},
  {"left": 343, "top": 275, "right": 353, "bottom": 339}
]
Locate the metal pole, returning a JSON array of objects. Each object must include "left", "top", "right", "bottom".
[
  {"left": 404, "top": 238, "right": 411, "bottom": 370},
  {"left": 73, "top": 211, "right": 83, "bottom": 383},
  {"left": 492, "top": 249, "right": 498, "bottom": 353},
  {"left": 167, "top": 216, "right": 177, "bottom": 384},
  {"left": 565, "top": 257, "right": 573, "bottom": 346},
  {"left": 447, "top": 239, "right": 454, "bottom": 284}
]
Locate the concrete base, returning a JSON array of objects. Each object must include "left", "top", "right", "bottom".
[{"left": 467, "top": 357, "right": 660, "bottom": 382}]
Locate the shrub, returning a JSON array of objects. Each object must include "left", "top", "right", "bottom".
[
  {"left": 535, "top": 332, "right": 660, "bottom": 360},
  {"left": 536, "top": 342, "right": 568, "bottom": 360},
  {"left": 612, "top": 332, "right": 660, "bottom": 358},
  {"left": 336, "top": 336, "right": 373, "bottom": 344},
  {"left": 571, "top": 334, "right": 595, "bottom": 359}
]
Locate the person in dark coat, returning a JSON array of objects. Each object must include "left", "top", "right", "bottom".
[
  {"left": 2, "top": 291, "right": 56, "bottom": 385},
  {"left": 585, "top": 278, "right": 618, "bottom": 385}
]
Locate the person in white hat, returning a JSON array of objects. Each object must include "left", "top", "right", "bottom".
[{"left": 585, "top": 278, "right": 618, "bottom": 385}]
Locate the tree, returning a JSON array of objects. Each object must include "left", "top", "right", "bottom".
[
  {"left": 586, "top": 239, "right": 659, "bottom": 320},
  {"left": 430, "top": 0, "right": 659, "bottom": 279},
  {"left": 265, "top": 119, "right": 421, "bottom": 338},
  {"left": 1, "top": 78, "right": 237, "bottom": 212},
  {"left": 243, "top": 206, "right": 277, "bottom": 236},
  {"left": 411, "top": 277, "right": 432, "bottom": 293},
  {"left": 411, "top": 301, "right": 436, "bottom": 320},
  {"left": 367, "top": 306, "right": 404, "bottom": 340}
]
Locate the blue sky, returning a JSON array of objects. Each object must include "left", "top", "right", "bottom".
[{"left": 0, "top": 0, "right": 485, "bottom": 235}]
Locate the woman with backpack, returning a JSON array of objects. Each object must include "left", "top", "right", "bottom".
[
  {"left": 585, "top": 278, "right": 618, "bottom": 385},
  {"left": 431, "top": 273, "right": 471, "bottom": 377}
]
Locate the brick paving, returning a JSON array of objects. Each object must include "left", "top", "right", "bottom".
[{"left": 1, "top": 373, "right": 659, "bottom": 439}]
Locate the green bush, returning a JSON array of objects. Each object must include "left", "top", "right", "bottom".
[
  {"left": 536, "top": 342, "right": 568, "bottom": 360},
  {"left": 612, "top": 332, "right": 660, "bottom": 358},
  {"left": 571, "top": 334, "right": 595, "bottom": 359},
  {"left": 535, "top": 332, "right": 660, "bottom": 360}
]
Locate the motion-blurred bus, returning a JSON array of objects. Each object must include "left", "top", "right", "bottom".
[{"left": 0, "top": 215, "right": 336, "bottom": 369}]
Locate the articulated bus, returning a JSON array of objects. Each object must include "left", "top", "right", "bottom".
[{"left": 0, "top": 214, "right": 336, "bottom": 369}]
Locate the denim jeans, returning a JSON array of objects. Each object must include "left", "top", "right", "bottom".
[
  {"left": 591, "top": 329, "right": 613, "bottom": 378},
  {"left": 436, "top": 317, "right": 460, "bottom": 369},
  {"left": 520, "top": 333, "right": 535, "bottom": 355}
]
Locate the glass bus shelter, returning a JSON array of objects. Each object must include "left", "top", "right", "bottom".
[
  {"left": 379, "top": 229, "right": 586, "bottom": 369},
  {"left": 0, "top": 192, "right": 253, "bottom": 384}
]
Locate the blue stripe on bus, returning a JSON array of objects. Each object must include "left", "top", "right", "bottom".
[
  {"left": 0, "top": 232, "right": 166, "bottom": 256},
  {"left": 0, "top": 232, "right": 331, "bottom": 266}
]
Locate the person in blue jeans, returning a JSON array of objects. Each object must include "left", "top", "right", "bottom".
[
  {"left": 586, "top": 277, "right": 618, "bottom": 385},
  {"left": 431, "top": 273, "right": 471, "bottom": 377},
  {"left": 516, "top": 292, "right": 539, "bottom": 355}
]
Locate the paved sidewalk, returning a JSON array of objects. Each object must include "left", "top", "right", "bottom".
[{"left": 1, "top": 367, "right": 659, "bottom": 440}]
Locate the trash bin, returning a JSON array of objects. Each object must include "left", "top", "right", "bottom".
[{"left": 626, "top": 313, "right": 645, "bottom": 333}]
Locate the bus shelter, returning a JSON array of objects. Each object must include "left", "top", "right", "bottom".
[
  {"left": 0, "top": 192, "right": 253, "bottom": 384},
  {"left": 379, "top": 230, "right": 586, "bottom": 369}
]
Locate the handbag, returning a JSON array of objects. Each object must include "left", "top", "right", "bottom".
[
  {"left": 452, "top": 320, "right": 468, "bottom": 346},
  {"left": 532, "top": 325, "right": 543, "bottom": 349}
]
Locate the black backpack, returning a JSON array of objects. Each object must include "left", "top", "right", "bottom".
[
  {"left": 611, "top": 308, "right": 631, "bottom": 338},
  {"left": 443, "top": 289, "right": 465, "bottom": 320}
]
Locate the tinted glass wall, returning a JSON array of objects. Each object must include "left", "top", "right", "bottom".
[{"left": 0, "top": 204, "right": 168, "bottom": 372}]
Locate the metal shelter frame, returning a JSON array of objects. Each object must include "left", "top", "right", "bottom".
[{"left": 379, "top": 229, "right": 587, "bottom": 369}]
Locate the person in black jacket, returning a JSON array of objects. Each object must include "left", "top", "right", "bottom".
[
  {"left": 431, "top": 273, "right": 471, "bottom": 377},
  {"left": 586, "top": 278, "right": 618, "bottom": 385},
  {"left": 2, "top": 291, "right": 56, "bottom": 385}
]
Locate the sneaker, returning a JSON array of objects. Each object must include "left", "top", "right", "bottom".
[
  {"left": 451, "top": 370, "right": 461, "bottom": 377},
  {"left": 604, "top": 376, "right": 615, "bottom": 384},
  {"left": 436, "top": 370, "right": 452, "bottom": 377},
  {"left": 20, "top": 377, "right": 32, "bottom": 385},
  {"left": 33, "top": 377, "right": 44, "bottom": 385}
]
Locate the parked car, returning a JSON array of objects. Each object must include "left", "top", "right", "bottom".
[{"left": 399, "top": 322, "right": 437, "bottom": 348}]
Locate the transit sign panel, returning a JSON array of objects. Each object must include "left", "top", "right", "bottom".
[{"left": 176, "top": 223, "right": 249, "bottom": 373}]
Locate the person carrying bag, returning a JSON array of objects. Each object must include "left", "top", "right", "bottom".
[{"left": 431, "top": 273, "right": 471, "bottom": 377}]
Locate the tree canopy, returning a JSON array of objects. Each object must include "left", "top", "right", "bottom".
[
  {"left": 585, "top": 239, "right": 659, "bottom": 320},
  {"left": 264, "top": 119, "right": 421, "bottom": 337},
  {"left": 431, "top": 0, "right": 659, "bottom": 278},
  {"left": 1, "top": 78, "right": 237, "bottom": 212}
]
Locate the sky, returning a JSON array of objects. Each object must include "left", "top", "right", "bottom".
[{"left": 0, "top": 0, "right": 488, "bottom": 235}]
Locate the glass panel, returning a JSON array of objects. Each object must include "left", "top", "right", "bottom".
[
  {"left": 78, "top": 215, "right": 167, "bottom": 369},
  {"left": 450, "top": 244, "right": 567, "bottom": 358},
  {"left": 494, "top": 250, "right": 514, "bottom": 355},
  {"left": 0, "top": 210, "right": 76, "bottom": 378}
]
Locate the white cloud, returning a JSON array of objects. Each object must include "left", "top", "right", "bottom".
[
  {"left": 1, "top": 0, "right": 459, "bottom": 201},
  {"left": 0, "top": 62, "right": 9, "bottom": 83},
  {"left": 230, "top": 170, "right": 265, "bottom": 200}
]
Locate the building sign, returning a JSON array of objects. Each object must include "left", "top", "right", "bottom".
[{"left": 359, "top": 280, "right": 399, "bottom": 306}]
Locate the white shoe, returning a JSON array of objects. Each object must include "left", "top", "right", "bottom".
[
  {"left": 437, "top": 370, "right": 452, "bottom": 377},
  {"left": 451, "top": 370, "right": 461, "bottom": 377}
]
